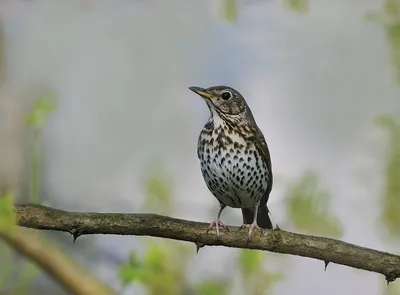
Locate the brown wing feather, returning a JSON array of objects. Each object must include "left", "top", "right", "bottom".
[
  {"left": 241, "top": 118, "right": 273, "bottom": 229},
  {"left": 252, "top": 125, "right": 273, "bottom": 201}
]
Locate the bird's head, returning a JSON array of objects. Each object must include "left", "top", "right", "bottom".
[{"left": 189, "top": 85, "right": 248, "bottom": 118}]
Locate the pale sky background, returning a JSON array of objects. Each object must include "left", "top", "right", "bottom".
[{"left": 1, "top": 0, "right": 400, "bottom": 294}]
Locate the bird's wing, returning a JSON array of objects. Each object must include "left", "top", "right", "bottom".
[{"left": 252, "top": 125, "right": 273, "bottom": 201}]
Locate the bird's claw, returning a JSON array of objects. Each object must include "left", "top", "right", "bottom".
[
  {"left": 240, "top": 222, "right": 262, "bottom": 241},
  {"left": 207, "top": 219, "right": 229, "bottom": 238}
]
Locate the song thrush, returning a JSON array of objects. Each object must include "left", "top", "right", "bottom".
[{"left": 189, "top": 85, "right": 273, "bottom": 241}]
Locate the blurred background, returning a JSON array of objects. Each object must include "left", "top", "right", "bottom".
[{"left": 0, "top": 0, "right": 399, "bottom": 294}]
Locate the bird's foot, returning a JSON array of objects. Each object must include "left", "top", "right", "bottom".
[
  {"left": 240, "top": 222, "right": 262, "bottom": 241},
  {"left": 207, "top": 219, "right": 229, "bottom": 238}
]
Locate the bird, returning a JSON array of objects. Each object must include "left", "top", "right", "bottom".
[{"left": 189, "top": 85, "right": 273, "bottom": 241}]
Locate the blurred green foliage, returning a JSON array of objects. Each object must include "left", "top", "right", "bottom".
[
  {"left": 238, "top": 249, "right": 284, "bottom": 295},
  {"left": 375, "top": 116, "right": 400, "bottom": 237},
  {"left": 121, "top": 167, "right": 192, "bottom": 295},
  {"left": 25, "top": 91, "right": 57, "bottom": 129},
  {"left": 119, "top": 251, "right": 142, "bottom": 284},
  {"left": 120, "top": 243, "right": 191, "bottom": 295},
  {"left": 0, "top": 91, "right": 55, "bottom": 294},
  {"left": 0, "top": 193, "right": 39, "bottom": 294},
  {"left": 26, "top": 91, "right": 57, "bottom": 204},
  {"left": 284, "top": 0, "right": 309, "bottom": 14},
  {"left": 285, "top": 171, "right": 343, "bottom": 238},
  {"left": 143, "top": 163, "right": 174, "bottom": 215},
  {"left": 366, "top": 0, "right": 400, "bottom": 83},
  {"left": 385, "top": 280, "right": 400, "bottom": 295},
  {"left": 0, "top": 192, "right": 15, "bottom": 230},
  {"left": 196, "top": 278, "right": 229, "bottom": 295},
  {"left": 221, "top": 0, "right": 239, "bottom": 23}
]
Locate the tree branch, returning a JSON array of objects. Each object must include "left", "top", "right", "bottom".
[
  {"left": 0, "top": 226, "right": 115, "bottom": 295},
  {"left": 15, "top": 204, "right": 400, "bottom": 283}
]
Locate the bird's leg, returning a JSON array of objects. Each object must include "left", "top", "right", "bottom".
[
  {"left": 207, "top": 204, "right": 229, "bottom": 238},
  {"left": 240, "top": 201, "right": 262, "bottom": 241}
]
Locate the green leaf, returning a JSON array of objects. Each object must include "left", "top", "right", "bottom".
[
  {"left": 238, "top": 249, "right": 264, "bottom": 278},
  {"left": 196, "top": 279, "right": 229, "bottom": 295},
  {"left": 284, "top": 0, "right": 309, "bottom": 14},
  {"left": 384, "top": 0, "right": 400, "bottom": 18},
  {"left": 118, "top": 251, "right": 143, "bottom": 285},
  {"left": 366, "top": 1, "right": 400, "bottom": 84},
  {"left": 221, "top": 0, "right": 239, "bottom": 23},
  {"left": 385, "top": 22, "right": 400, "bottom": 84},
  {"left": 26, "top": 91, "right": 57, "bottom": 128},
  {"left": 128, "top": 251, "right": 140, "bottom": 266},
  {"left": 0, "top": 193, "right": 16, "bottom": 230},
  {"left": 375, "top": 115, "right": 400, "bottom": 237},
  {"left": 119, "top": 264, "right": 142, "bottom": 285},
  {"left": 140, "top": 244, "right": 183, "bottom": 295},
  {"left": 238, "top": 249, "right": 284, "bottom": 294},
  {"left": 143, "top": 244, "right": 165, "bottom": 271},
  {"left": 286, "top": 171, "right": 343, "bottom": 237}
]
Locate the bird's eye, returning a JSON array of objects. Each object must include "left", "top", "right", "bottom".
[{"left": 221, "top": 91, "right": 232, "bottom": 100}]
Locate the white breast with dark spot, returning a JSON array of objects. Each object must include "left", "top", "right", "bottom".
[{"left": 198, "top": 121, "right": 269, "bottom": 208}]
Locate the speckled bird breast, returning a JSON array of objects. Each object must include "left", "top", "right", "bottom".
[{"left": 197, "top": 120, "right": 269, "bottom": 209}]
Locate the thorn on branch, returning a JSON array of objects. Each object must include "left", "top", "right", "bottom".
[
  {"left": 324, "top": 261, "right": 329, "bottom": 271},
  {"left": 195, "top": 242, "right": 205, "bottom": 254},
  {"left": 386, "top": 271, "right": 397, "bottom": 285},
  {"left": 69, "top": 228, "right": 83, "bottom": 242}
]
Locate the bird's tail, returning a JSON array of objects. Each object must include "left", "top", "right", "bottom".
[{"left": 241, "top": 204, "right": 273, "bottom": 229}]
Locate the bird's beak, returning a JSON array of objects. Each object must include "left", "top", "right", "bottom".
[{"left": 189, "top": 86, "right": 215, "bottom": 100}]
